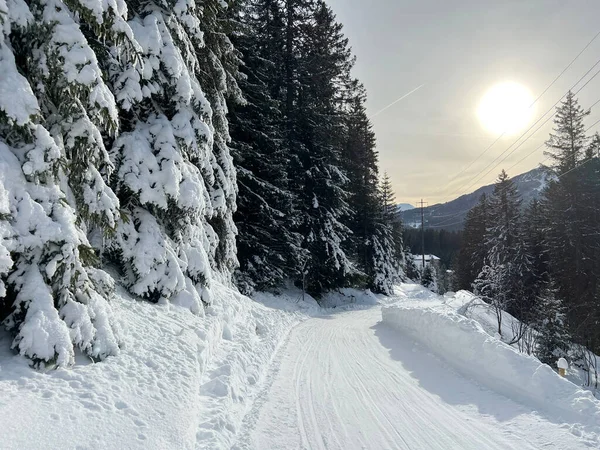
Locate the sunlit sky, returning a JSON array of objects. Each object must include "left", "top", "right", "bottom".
[{"left": 327, "top": 0, "right": 600, "bottom": 205}]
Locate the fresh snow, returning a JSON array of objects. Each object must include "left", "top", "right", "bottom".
[
  {"left": 236, "top": 284, "right": 600, "bottom": 449},
  {"left": 0, "top": 283, "right": 318, "bottom": 450},
  {"left": 1, "top": 283, "right": 599, "bottom": 449},
  {"left": 396, "top": 203, "right": 415, "bottom": 211}
]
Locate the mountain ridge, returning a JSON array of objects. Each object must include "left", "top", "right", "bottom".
[{"left": 400, "top": 167, "right": 550, "bottom": 230}]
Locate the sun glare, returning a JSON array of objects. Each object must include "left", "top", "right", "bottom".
[{"left": 477, "top": 82, "right": 535, "bottom": 136}]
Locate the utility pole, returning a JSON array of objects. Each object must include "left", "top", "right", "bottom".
[{"left": 418, "top": 199, "right": 427, "bottom": 270}]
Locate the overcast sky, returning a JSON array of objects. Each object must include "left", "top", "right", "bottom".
[{"left": 326, "top": 0, "right": 600, "bottom": 205}]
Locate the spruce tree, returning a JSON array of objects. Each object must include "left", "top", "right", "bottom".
[
  {"left": 107, "top": 0, "right": 241, "bottom": 310},
  {"left": 535, "top": 285, "right": 571, "bottom": 366},
  {"left": 380, "top": 172, "right": 406, "bottom": 276},
  {"left": 544, "top": 91, "right": 589, "bottom": 174},
  {"left": 405, "top": 256, "right": 420, "bottom": 282},
  {"left": 228, "top": 0, "right": 304, "bottom": 294},
  {"left": 522, "top": 198, "right": 548, "bottom": 294},
  {"left": 474, "top": 171, "right": 533, "bottom": 334},
  {"left": 0, "top": 0, "right": 121, "bottom": 367},
  {"left": 341, "top": 88, "right": 379, "bottom": 283},
  {"left": 341, "top": 89, "right": 400, "bottom": 294},
  {"left": 285, "top": 0, "right": 354, "bottom": 296},
  {"left": 455, "top": 193, "right": 489, "bottom": 291},
  {"left": 420, "top": 265, "right": 436, "bottom": 291},
  {"left": 541, "top": 92, "right": 600, "bottom": 349},
  {"left": 195, "top": 0, "right": 243, "bottom": 276}
]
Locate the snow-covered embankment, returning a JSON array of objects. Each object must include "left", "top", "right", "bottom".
[{"left": 382, "top": 304, "right": 600, "bottom": 427}]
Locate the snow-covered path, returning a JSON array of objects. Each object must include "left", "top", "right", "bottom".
[{"left": 235, "top": 300, "right": 596, "bottom": 449}]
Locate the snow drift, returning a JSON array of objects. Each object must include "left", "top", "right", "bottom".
[{"left": 382, "top": 304, "right": 600, "bottom": 427}]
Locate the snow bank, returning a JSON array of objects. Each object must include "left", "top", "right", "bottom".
[
  {"left": 382, "top": 304, "right": 600, "bottom": 427},
  {"left": 445, "top": 290, "right": 600, "bottom": 394},
  {"left": 444, "top": 290, "right": 522, "bottom": 339},
  {"left": 0, "top": 283, "right": 317, "bottom": 450}
]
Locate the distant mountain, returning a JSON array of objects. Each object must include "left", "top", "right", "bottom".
[
  {"left": 400, "top": 167, "right": 550, "bottom": 231},
  {"left": 397, "top": 203, "right": 415, "bottom": 212}
]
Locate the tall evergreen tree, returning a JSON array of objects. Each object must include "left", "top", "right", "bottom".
[
  {"left": 544, "top": 91, "right": 589, "bottom": 174},
  {"left": 455, "top": 193, "right": 489, "bottom": 291},
  {"left": 341, "top": 88, "right": 379, "bottom": 277},
  {"left": 380, "top": 172, "right": 406, "bottom": 272},
  {"left": 228, "top": 0, "right": 304, "bottom": 294},
  {"left": 195, "top": 0, "right": 244, "bottom": 276},
  {"left": 474, "top": 171, "right": 533, "bottom": 334},
  {"left": 285, "top": 0, "right": 355, "bottom": 295},
  {"left": 522, "top": 198, "right": 548, "bottom": 294},
  {"left": 107, "top": 0, "right": 241, "bottom": 311},
  {"left": 341, "top": 92, "right": 400, "bottom": 294},
  {"left": 542, "top": 92, "right": 600, "bottom": 350}
]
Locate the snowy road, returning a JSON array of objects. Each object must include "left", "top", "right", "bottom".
[{"left": 235, "top": 302, "right": 596, "bottom": 449}]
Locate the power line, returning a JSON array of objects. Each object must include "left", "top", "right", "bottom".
[
  {"left": 507, "top": 110, "right": 600, "bottom": 172},
  {"left": 428, "top": 205, "right": 475, "bottom": 228},
  {"left": 418, "top": 199, "right": 428, "bottom": 269},
  {"left": 431, "top": 148, "right": 600, "bottom": 232},
  {"left": 447, "top": 58, "right": 600, "bottom": 202},
  {"left": 435, "top": 29, "right": 600, "bottom": 199},
  {"left": 432, "top": 103, "right": 600, "bottom": 228}
]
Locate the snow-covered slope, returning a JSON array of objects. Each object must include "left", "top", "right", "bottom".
[
  {"left": 396, "top": 203, "right": 415, "bottom": 212},
  {"left": 0, "top": 284, "right": 319, "bottom": 450}
]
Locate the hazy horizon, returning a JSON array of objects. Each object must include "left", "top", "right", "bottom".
[{"left": 327, "top": 0, "right": 600, "bottom": 205}]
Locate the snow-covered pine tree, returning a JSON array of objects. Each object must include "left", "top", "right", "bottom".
[
  {"left": 369, "top": 224, "right": 399, "bottom": 295},
  {"left": 405, "top": 255, "right": 420, "bottom": 282},
  {"left": 0, "top": 0, "right": 120, "bottom": 367},
  {"left": 535, "top": 285, "right": 571, "bottom": 367},
  {"left": 341, "top": 88, "right": 399, "bottom": 294},
  {"left": 108, "top": 0, "right": 241, "bottom": 311},
  {"left": 195, "top": 0, "right": 243, "bottom": 277},
  {"left": 380, "top": 172, "right": 407, "bottom": 277},
  {"left": 340, "top": 88, "right": 377, "bottom": 286},
  {"left": 455, "top": 193, "right": 489, "bottom": 291},
  {"left": 285, "top": 0, "right": 355, "bottom": 295},
  {"left": 228, "top": 0, "right": 304, "bottom": 294},
  {"left": 585, "top": 132, "right": 600, "bottom": 160},
  {"left": 420, "top": 264, "right": 436, "bottom": 291},
  {"left": 474, "top": 170, "right": 533, "bottom": 335}
]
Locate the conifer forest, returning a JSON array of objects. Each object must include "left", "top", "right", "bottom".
[
  {"left": 2, "top": 1, "right": 600, "bottom": 448},
  {"left": 0, "top": 0, "right": 402, "bottom": 367}
]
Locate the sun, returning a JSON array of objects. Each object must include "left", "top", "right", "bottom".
[{"left": 477, "top": 82, "right": 535, "bottom": 136}]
